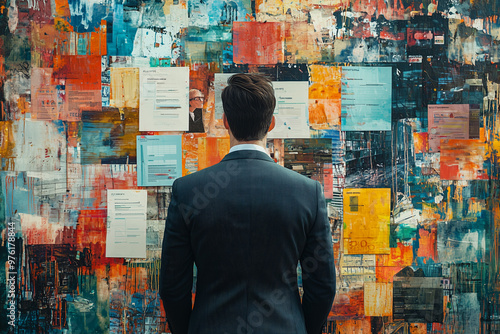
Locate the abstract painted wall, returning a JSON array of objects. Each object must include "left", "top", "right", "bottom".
[{"left": 1, "top": 0, "right": 500, "bottom": 332}]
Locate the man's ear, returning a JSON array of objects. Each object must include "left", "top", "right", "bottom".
[
  {"left": 223, "top": 113, "right": 230, "bottom": 130},
  {"left": 268, "top": 116, "right": 276, "bottom": 132}
]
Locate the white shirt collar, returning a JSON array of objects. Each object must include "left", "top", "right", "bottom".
[{"left": 229, "top": 144, "right": 268, "bottom": 155}]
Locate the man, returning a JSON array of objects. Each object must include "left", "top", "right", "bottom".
[
  {"left": 188, "top": 89, "right": 205, "bottom": 133},
  {"left": 160, "top": 74, "right": 335, "bottom": 334}
]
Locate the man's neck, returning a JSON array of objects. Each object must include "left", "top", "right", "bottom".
[{"left": 229, "top": 137, "right": 267, "bottom": 150}]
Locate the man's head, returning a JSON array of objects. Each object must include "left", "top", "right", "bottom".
[
  {"left": 221, "top": 73, "right": 276, "bottom": 141},
  {"left": 189, "top": 89, "right": 204, "bottom": 112}
]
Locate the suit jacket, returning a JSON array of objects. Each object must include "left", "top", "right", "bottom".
[
  {"left": 189, "top": 108, "right": 205, "bottom": 133},
  {"left": 160, "top": 149, "right": 336, "bottom": 334}
]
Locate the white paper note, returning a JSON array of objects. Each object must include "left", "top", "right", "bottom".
[
  {"left": 268, "top": 81, "right": 310, "bottom": 139},
  {"left": 139, "top": 67, "right": 190, "bottom": 131},
  {"left": 106, "top": 190, "right": 147, "bottom": 258}
]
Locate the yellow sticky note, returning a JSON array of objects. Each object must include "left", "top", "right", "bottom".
[{"left": 343, "top": 188, "right": 391, "bottom": 254}]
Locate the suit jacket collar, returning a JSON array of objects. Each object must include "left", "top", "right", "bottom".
[{"left": 220, "top": 149, "right": 275, "bottom": 163}]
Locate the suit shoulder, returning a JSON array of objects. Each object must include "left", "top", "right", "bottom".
[
  {"left": 267, "top": 161, "right": 320, "bottom": 188},
  {"left": 172, "top": 162, "right": 224, "bottom": 187}
]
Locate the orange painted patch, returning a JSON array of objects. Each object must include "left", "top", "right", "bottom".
[
  {"left": 189, "top": 64, "right": 213, "bottom": 99},
  {"left": 414, "top": 132, "right": 429, "bottom": 153},
  {"left": 53, "top": 0, "right": 70, "bottom": 17},
  {"left": 284, "top": 22, "right": 322, "bottom": 63},
  {"left": 376, "top": 265, "right": 403, "bottom": 283},
  {"left": 335, "top": 318, "right": 372, "bottom": 333},
  {"left": 182, "top": 132, "right": 207, "bottom": 176},
  {"left": 233, "top": 22, "right": 284, "bottom": 65},
  {"left": 330, "top": 288, "right": 364, "bottom": 319},
  {"left": 417, "top": 226, "right": 437, "bottom": 260},
  {"left": 309, "top": 65, "right": 341, "bottom": 130},
  {"left": 53, "top": 55, "right": 101, "bottom": 90},
  {"left": 440, "top": 139, "right": 488, "bottom": 180},
  {"left": 376, "top": 243, "right": 414, "bottom": 282},
  {"left": 197, "top": 137, "right": 230, "bottom": 171}
]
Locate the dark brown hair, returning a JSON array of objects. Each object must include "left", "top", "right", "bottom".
[{"left": 221, "top": 73, "right": 276, "bottom": 141}]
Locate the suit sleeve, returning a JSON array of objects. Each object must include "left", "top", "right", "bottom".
[
  {"left": 300, "top": 182, "right": 336, "bottom": 334},
  {"left": 160, "top": 180, "right": 194, "bottom": 334}
]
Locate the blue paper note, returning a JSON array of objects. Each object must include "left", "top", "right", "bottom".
[
  {"left": 137, "top": 135, "right": 182, "bottom": 186},
  {"left": 341, "top": 67, "right": 392, "bottom": 131}
]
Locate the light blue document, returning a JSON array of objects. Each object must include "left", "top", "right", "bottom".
[
  {"left": 137, "top": 135, "right": 182, "bottom": 186},
  {"left": 341, "top": 67, "right": 392, "bottom": 131}
]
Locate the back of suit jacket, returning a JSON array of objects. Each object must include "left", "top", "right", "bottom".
[{"left": 160, "top": 149, "right": 336, "bottom": 334}]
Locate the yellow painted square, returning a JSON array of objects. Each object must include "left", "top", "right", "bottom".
[{"left": 343, "top": 188, "right": 391, "bottom": 254}]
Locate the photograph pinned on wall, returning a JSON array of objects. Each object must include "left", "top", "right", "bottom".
[
  {"left": 343, "top": 188, "right": 391, "bottom": 255},
  {"left": 189, "top": 64, "right": 211, "bottom": 133},
  {"left": 139, "top": 67, "right": 190, "bottom": 131},
  {"left": 137, "top": 135, "right": 182, "bottom": 187},
  {"left": 341, "top": 66, "right": 392, "bottom": 131},
  {"left": 188, "top": 88, "right": 206, "bottom": 133}
]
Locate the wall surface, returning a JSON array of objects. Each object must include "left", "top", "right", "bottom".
[{"left": 1, "top": 0, "right": 500, "bottom": 332}]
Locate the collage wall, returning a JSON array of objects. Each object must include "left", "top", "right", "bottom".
[{"left": 1, "top": 0, "right": 500, "bottom": 332}]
